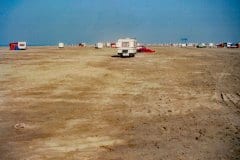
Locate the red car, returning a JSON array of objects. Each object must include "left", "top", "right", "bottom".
[{"left": 137, "top": 46, "right": 155, "bottom": 53}]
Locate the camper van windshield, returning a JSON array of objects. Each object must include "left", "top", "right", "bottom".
[{"left": 122, "top": 42, "right": 129, "bottom": 47}]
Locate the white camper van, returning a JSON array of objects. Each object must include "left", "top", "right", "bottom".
[
  {"left": 58, "top": 43, "right": 64, "bottom": 48},
  {"left": 18, "top": 42, "right": 27, "bottom": 50},
  {"left": 117, "top": 38, "right": 137, "bottom": 57}
]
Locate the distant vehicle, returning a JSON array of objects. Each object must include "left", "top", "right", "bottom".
[
  {"left": 208, "top": 43, "right": 215, "bottom": 48},
  {"left": 227, "top": 43, "right": 238, "bottom": 48},
  {"left": 137, "top": 46, "right": 155, "bottom": 53},
  {"left": 117, "top": 38, "right": 137, "bottom": 57},
  {"left": 106, "top": 42, "right": 111, "bottom": 47},
  {"left": 9, "top": 42, "right": 18, "bottom": 50},
  {"left": 79, "top": 43, "right": 86, "bottom": 47},
  {"left": 181, "top": 43, "right": 187, "bottom": 47},
  {"left": 111, "top": 43, "right": 117, "bottom": 48},
  {"left": 95, "top": 42, "right": 104, "bottom": 49},
  {"left": 18, "top": 42, "right": 27, "bottom": 50},
  {"left": 58, "top": 42, "right": 64, "bottom": 48},
  {"left": 216, "top": 42, "right": 239, "bottom": 48},
  {"left": 226, "top": 42, "right": 232, "bottom": 48},
  {"left": 9, "top": 42, "right": 27, "bottom": 50},
  {"left": 216, "top": 43, "right": 224, "bottom": 48},
  {"left": 197, "top": 43, "right": 207, "bottom": 48}
]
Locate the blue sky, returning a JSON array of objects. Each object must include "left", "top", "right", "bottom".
[{"left": 0, "top": 0, "right": 239, "bottom": 45}]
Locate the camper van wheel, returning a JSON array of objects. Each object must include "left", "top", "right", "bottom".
[{"left": 130, "top": 54, "right": 135, "bottom": 57}]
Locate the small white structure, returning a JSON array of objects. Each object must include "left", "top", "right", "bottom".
[
  {"left": 117, "top": 38, "right": 137, "bottom": 57},
  {"left": 58, "top": 42, "right": 64, "bottom": 48},
  {"left": 208, "top": 43, "right": 214, "bottom": 48},
  {"left": 187, "top": 43, "right": 194, "bottom": 47},
  {"left": 79, "top": 43, "right": 86, "bottom": 47},
  {"left": 197, "top": 43, "right": 207, "bottom": 48},
  {"left": 106, "top": 42, "right": 111, "bottom": 47},
  {"left": 18, "top": 42, "right": 27, "bottom": 50},
  {"left": 181, "top": 43, "right": 187, "bottom": 47},
  {"left": 227, "top": 42, "right": 232, "bottom": 48},
  {"left": 172, "top": 43, "right": 178, "bottom": 47},
  {"left": 95, "top": 42, "right": 104, "bottom": 49}
]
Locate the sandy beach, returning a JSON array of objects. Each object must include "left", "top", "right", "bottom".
[{"left": 0, "top": 46, "right": 239, "bottom": 159}]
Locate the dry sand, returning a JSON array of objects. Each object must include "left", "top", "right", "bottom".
[{"left": 0, "top": 46, "right": 239, "bottom": 160}]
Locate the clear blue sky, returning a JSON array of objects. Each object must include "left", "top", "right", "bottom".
[{"left": 0, "top": 0, "right": 239, "bottom": 45}]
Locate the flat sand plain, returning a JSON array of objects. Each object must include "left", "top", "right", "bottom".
[{"left": 0, "top": 46, "right": 240, "bottom": 160}]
